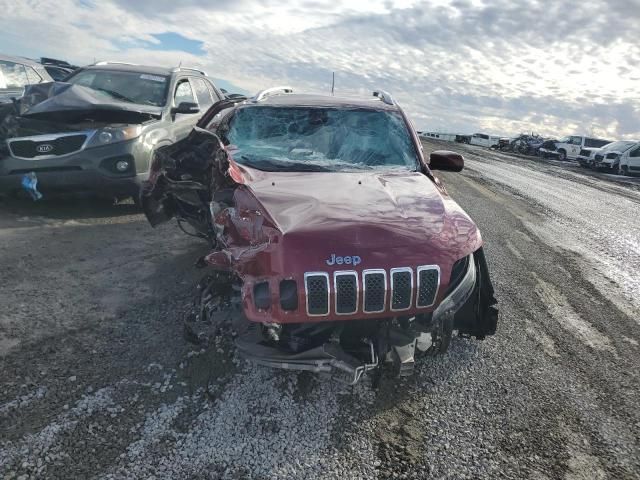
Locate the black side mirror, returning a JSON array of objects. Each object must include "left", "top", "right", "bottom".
[
  {"left": 171, "top": 102, "right": 200, "bottom": 115},
  {"left": 429, "top": 150, "right": 464, "bottom": 172}
]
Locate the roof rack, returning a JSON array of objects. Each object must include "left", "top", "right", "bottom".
[
  {"left": 94, "top": 61, "right": 139, "bottom": 66},
  {"left": 171, "top": 66, "right": 207, "bottom": 76},
  {"left": 373, "top": 90, "right": 395, "bottom": 106},
  {"left": 252, "top": 86, "right": 293, "bottom": 103}
]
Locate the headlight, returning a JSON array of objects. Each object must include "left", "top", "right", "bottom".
[
  {"left": 433, "top": 253, "right": 476, "bottom": 321},
  {"left": 87, "top": 125, "right": 142, "bottom": 148}
]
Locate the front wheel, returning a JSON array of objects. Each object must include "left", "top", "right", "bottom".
[{"left": 557, "top": 150, "right": 567, "bottom": 161}]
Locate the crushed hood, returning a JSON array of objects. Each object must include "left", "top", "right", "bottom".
[
  {"left": 9, "top": 82, "right": 162, "bottom": 123},
  {"left": 141, "top": 128, "right": 482, "bottom": 278},
  {"left": 227, "top": 164, "right": 482, "bottom": 273},
  {"left": 237, "top": 166, "right": 452, "bottom": 247}
]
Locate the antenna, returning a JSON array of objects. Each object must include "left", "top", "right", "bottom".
[{"left": 331, "top": 72, "right": 335, "bottom": 96}]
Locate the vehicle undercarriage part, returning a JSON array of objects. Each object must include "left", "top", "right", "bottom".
[{"left": 236, "top": 325, "right": 379, "bottom": 385}]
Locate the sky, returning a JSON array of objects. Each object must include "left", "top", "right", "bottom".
[{"left": 1, "top": 0, "right": 639, "bottom": 138}]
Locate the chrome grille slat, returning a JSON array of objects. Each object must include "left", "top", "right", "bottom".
[
  {"left": 416, "top": 265, "right": 440, "bottom": 308},
  {"left": 363, "top": 269, "right": 387, "bottom": 313},
  {"left": 334, "top": 271, "right": 358, "bottom": 315},
  {"left": 390, "top": 267, "right": 413, "bottom": 311},
  {"left": 304, "top": 272, "right": 329, "bottom": 316}
]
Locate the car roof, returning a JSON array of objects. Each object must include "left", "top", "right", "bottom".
[
  {"left": 0, "top": 53, "right": 46, "bottom": 67},
  {"left": 80, "top": 63, "right": 178, "bottom": 76},
  {"left": 250, "top": 93, "right": 399, "bottom": 111}
]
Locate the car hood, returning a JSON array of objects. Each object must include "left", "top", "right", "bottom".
[
  {"left": 11, "top": 82, "right": 161, "bottom": 122},
  {"left": 230, "top": 165, "right": 482, "bottom": 268},
  {"left": 0, "top": 82, "right": 163, "bottom": 141}
]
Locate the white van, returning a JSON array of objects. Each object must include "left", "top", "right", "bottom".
[
  {"left": 469, "top": 133, "right": 499, "bottom": 148},
  {"left": 617, "top": 142, "right": 640, "bottom": 176}
]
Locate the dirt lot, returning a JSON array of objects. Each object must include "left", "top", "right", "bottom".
[{"left": 1, "top": 140, "right": 639, "bottom": 479}]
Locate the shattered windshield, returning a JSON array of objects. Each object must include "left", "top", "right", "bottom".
[
  {"left": 226, "top": 106, "right": 419, "bottom": 172},
  {"left": 67, "top": 69, "right": 169, "bottom": 107}
]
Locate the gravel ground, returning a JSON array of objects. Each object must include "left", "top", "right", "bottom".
[{"left": 1, "top": 140, "right": 639, "bottom": 479}]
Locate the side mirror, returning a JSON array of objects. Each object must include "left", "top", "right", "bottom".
[
  {"left": 429, "top": 150, "right": 464, "bottom": 172},
  {"left": 171, "top": 102, "right": 200, "bottom": 115}
]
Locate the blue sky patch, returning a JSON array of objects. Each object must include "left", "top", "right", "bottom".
[
  {"left": 114, "top": 31, "right": 205, "bottom": 56},
  {"left": 149, "top": 32, "right": 205, "bottom": 55}
]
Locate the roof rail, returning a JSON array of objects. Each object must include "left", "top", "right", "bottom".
[
  {"left": 373, "top": 90, "right": 395, "bottom": 106},
  {"left": 94, "top": 61, "right": 138, "bottom": 66},
  {"left": 252, "top": 86, "right": 293, "bottom": 103},
  {"left": 172, "top": 66, "right": 207, "bottom": 76}
]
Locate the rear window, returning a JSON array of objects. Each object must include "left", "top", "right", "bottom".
[
  {"left": 226, "top": 106, "right": 418, "bottom": 172},
  {"left": 67, "top": 69, "right": 169, "bottom": 107}
]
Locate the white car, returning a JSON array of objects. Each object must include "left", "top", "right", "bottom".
[
  {"left": 539, "top": 135, "right": 610, "bottom": 161},
  {"left": 469, "top": 133, "right": 499, "bottom": 148},
  {"left": 576, "top": 145, "right": 610, "bottom": 168},
  {"left": 592, "top": 140, "right": 637, "bottom": 173},
  {"left": 616, "top": 141, "right": 640, "bottom": 176}
]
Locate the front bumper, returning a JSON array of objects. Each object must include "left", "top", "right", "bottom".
[
  {"left": 538, "top": 148, "right": 558, "bottom": 157},
  {"left": 235, "top": 252, "right": 488, "bottom": 383},
  {"left": 0, "top": 139, "right": 150, "bottom": 197},
  {"left": 595, "top": 161, "right": 616, "bottom": 170}
]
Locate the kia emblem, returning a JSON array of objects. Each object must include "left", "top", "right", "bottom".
[{"left": 36, "top": 144, "right": 54, "bottom": 154}]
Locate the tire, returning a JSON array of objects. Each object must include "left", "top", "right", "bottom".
[
  {"left": 557, "top": 150, "right": 567, "bottom": 161},
  {"left": 621, "top": 165, "right": 629, "bottom": 176}
]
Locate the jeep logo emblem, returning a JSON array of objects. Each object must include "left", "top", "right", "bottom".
[
  {"left": 326, "top": 254, "right": 361, "bottom": 266},
  {"left": 36, "top": 144, "right": 54, "bottom": 154}
]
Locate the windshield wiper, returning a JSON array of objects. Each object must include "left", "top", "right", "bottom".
[
  {"left": 239, "top": 155, "right": 331, "bottom": 172},
  {"left": 94, "top": 88, "right": 134, "bottom": 103}
]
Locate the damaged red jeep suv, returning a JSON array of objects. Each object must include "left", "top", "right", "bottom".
[{"left": 141, "top": 87, "right": 498, "bottom": 384}]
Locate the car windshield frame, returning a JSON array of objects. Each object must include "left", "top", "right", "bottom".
[
  {"left": 224, "top": 105, "right": 421, "bottom": 173},
  {"left": 66, "top": 69, "right": 170, "bottom": 107}
]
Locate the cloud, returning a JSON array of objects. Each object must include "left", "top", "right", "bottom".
[{"left": 1, "top": 0, "right": 638, "bottom": 138}]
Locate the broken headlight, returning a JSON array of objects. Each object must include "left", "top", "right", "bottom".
[
  {"left": 87, "top": 125, "right": 142, "bottom": 148},
  {"left": 432, "top": 253, "right": 476, "bottom": 321}
]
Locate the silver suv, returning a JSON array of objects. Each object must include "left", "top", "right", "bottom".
[{"left": 0, "top": 62, "right": 224, "bottom": 200}]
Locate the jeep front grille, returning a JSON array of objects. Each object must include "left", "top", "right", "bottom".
[
  {"left": 302, "top": 265, "right": 440, "bottom": 317},
  {"left": 334, "top": 272, "right": 358, "bottom": 315},
  {"left": 363, "top": 270, "right": 386, "bottom": 313},
  {"left": 391, "top": 268, "right": 413, "bottom": 311},
  {"left": 417, "top": 266, "right": 440, "bottom": 307},
  {"left": 304, "top": 273, "right": 329, "bottom": 316}
]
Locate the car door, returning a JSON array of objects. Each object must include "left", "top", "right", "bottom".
[
  {"left": 172, "top": 78, "right": 200, "bottom": 141},
  {"left": 568, "top": 136, "right": 582, "bottom": 159},
  {"left": 622, "top": 144, "right": 640, "bottom": 173}
]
